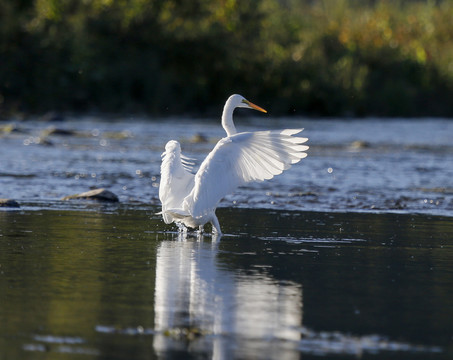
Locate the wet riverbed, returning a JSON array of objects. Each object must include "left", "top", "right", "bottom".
[{"left": 1, "top": 116, "right": 453, "bottom": 359}]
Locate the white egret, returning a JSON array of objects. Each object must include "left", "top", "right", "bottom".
[{"left": 158, "top": 94, "right": 308, "bottom": 235}]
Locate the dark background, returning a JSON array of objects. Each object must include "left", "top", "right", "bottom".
[{"left": 1, "top": 0, "right": 453, "bottom": 117}]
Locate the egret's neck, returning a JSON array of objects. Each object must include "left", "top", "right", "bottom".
[{"left": 221, "top": 103, "right": 237, "bottom": 137}]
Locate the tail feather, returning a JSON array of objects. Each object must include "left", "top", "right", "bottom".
[{"left": 159, "top": 208, "right": 190, "bottom": 224}]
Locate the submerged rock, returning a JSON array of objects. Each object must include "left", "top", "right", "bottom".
[
  {"left": 0, "top": 199, "right": 20, "bottom": 208},
  {"left": 62, "top": 188, "right": 119, "bottom": 202},
  {"left": 102, "top": 130, "right": 133, "bottom": 139},
  {"left": 42, "top": 126, "right": 77, "bottom": 136},
  {"left": 349, "top": 140, "right": 370, "bottom": 150},
  {"left": 189, "top": 133, "right": 208, "bottom": 143},
  {"left": 0, "top": 123, "right": 25, "bottom": 135}
]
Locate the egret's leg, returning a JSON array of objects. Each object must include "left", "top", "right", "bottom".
[
  {"left": 211, "top": 215, "right": 222, "bottom": 236},
  {"left": 176, "top": 222, "right": 187, "bottom": 234},
  {"left": 195, "top": 225, "right": 204, "bottom": 241}
]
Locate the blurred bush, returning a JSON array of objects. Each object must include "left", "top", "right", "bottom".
[{"left": 1, "top": 0, "right": 453, "bottom": 117}]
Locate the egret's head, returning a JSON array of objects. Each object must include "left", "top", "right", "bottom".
[
  {"left": 165, "top": 140, "right": 181, "bottom": 154},
  {"left": 228, "top": 94, "right": 267, "bottom": 113}
]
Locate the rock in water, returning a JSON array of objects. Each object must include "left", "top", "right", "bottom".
[
  {"left": 0, "top": 199, "right": 20, "bottom": 208},
  {"left": 42, "top": 126, "right": 76, "bottom": 136},
  {"left": 62, "top": 188, "right": 119, "bottom": 202}
]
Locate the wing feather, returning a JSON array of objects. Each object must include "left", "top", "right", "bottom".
[
  {"left": 180, "top": 154, "right": 197, "bottom": 173},
  {"left": 159, "top": 140, "right": 195, "bottom": 223},
  {"left": 184, "top": 129, "right": 308, "bottom": 218}
]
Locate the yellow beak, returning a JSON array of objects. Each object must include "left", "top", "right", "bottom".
[{"left": 244, "top": 100, "right": 267, "bottom": 113}]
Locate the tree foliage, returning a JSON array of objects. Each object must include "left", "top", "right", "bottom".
[{"left": 1, "top": 0, "right": 453, "bottom": 117}]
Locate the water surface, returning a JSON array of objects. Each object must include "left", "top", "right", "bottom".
[
  {"left": 1, "top": 117, "right": 452, "bottom": 214},
  {"left": 1, "top": 208, "right": 452, "bottom": 359},
  {"left": 1, "top": 117, "right": 452, "bottom": 359}
]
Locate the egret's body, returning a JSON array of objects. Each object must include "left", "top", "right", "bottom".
[{"left": 159, "top": 94, "right": 309, "bottom": 235}]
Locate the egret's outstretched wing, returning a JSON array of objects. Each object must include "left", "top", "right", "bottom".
[
  {"left": 184, "top": 129, "right": 308, "bottom": 218},
  {"left": 159, "top": 140, "right": 195, "bottom": 223},
  {"left": 180, "top": 154, "right": 197, "bottom": 174}
]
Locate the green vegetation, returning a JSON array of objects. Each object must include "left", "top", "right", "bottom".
[{"left": 1, "top": 0, "right": 453, "bottom": 117}]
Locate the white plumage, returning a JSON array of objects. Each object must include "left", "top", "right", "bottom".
[{"left": 158, "top": 94, "right": 309, "bottom": 235}]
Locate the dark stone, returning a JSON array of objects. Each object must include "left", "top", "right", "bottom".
[
  {"left": 43, "top": 126, "right": 76, "bottom": 136},
  {"left": 190, "top": 133, "right": 208, "bottom": 143},
  {"left": 0, "top": 199, "right": 20, "bottom": 208},
  {"left": 62, "top": 188, "right": 119, "bottom": 202},
  {"left": 0, "top": 124, "right": 25, "bottom": 134}
]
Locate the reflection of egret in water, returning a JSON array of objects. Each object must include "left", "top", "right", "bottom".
[{"left": 153, "top": 234, "right": 303, "bottom": 359}]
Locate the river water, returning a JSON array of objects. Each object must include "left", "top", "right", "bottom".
[
  {"left": 1, "top": 116, "right": 452, "bottom": 214},
  {"left": 0, "top": 116, "right": 452, "bottom": 359}
]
